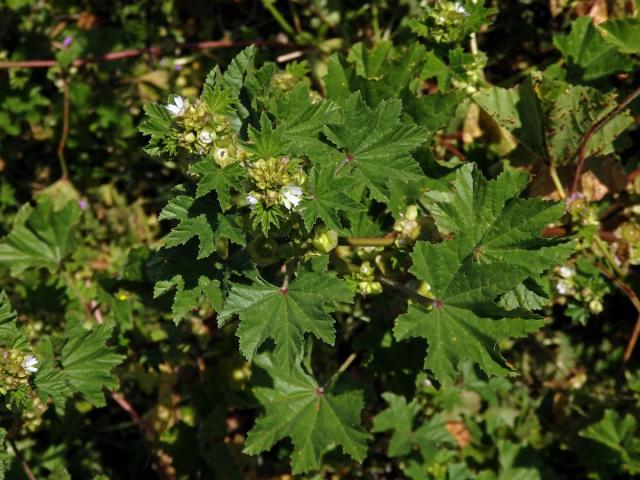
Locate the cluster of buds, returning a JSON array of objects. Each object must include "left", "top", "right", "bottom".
[
  {"left": 166, "top": 96, "right": 245, "bottom": 166},
  {"left": 393, "top": 206, "right": 423, "bottom": 246},
  {"left": 355, "top": 261, "right": 383, "bottom": 296},
  {"left": 413, "top": 1, "right": 470, "bottom": 44},
  {"left": 555, "top": 264, "right": 603, "bottom": 315},
  {"left": 245, "top": 156, "right": 306, "bottom": 211},
  {"left": 620, "top": 221, "right": 640, "bottom": 265},
  {"left": 0, "top": 350, "right": 37, "bottom": 396}
]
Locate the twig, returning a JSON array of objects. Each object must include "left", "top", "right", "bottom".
[
  {"left": 111, "top": 392, "right": 175, "bottom": 480},
  {"left": 379, "top": 277, "right": 436, "bottom": 307},
  {"left": 110, "top": 392, "right": 156, "bottom": 441},
  {"left": 324, "top": 353, "right": 358, "bottom": 389},
  {"left": 594, "top": 262, "right": 640, "bottom": 364},
  {"left": 8, "top": 438, "right": 36, "bottom": 480},
  {"left": 570, "top": 84, "right": 640, "bottom": 196},
  {"left": 57, "top": 74, "right": 70, "bottom": 179},
  {"left": 0, "top": 40, "right": 305, "bottom": 70}
]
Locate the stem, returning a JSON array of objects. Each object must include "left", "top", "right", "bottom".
[
  {"left": 379, "top": 277, "right": 436, "bottom": 307},
  {"left": 341, "top": 234, "right": 397, "bottom": 247},
  {"left": 548, "top": 163, "right": 566, "bottom": 199},
  {"left": 261, "top": 0, "right": 296, "bottom": 37},
  {"left": 325, "top": 353, "right": 357, "bottom": 389},
  {"left": 593, "top": 235, "right": 624, "bottom": 278},
  {"left": 8, "top": 438, "right": 36, "bottom": 480},
  {"left": 624, "top": 315, "right": 640, "bottom": 364},
  {"left": 594, "top": 263, "right": 640, "bottom": 364},
  {"left": 57, "top": 75, "right": 70, "bottom": 180},
  {"left": 570, "top": 84, "right": 640, "bottom": 196}
]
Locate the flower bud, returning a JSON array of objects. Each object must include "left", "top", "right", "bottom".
[{"left": 312, "top": 227, "right": 338, "bottom": 253}]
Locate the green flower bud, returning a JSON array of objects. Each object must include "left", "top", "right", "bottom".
[{"left": 312, "top": 227, "right": 338, "bottom": 253}]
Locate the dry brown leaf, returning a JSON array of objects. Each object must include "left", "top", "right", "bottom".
[
  {"left": 446, "top": 420, "right": 471, "bottom": 449},
  {"left": 574, "top": 0, "right": 609, "bottom": 24}
]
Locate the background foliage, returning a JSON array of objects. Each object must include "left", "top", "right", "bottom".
[{"left": 1, "top": 0, "right": 640, "bottom": 479}]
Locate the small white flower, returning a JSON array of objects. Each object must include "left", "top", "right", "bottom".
[
  {"left": 198, "top": 130, "right": 213, "bottom": 144},
  {"left": 166, "top": 96, "right": 186, "bottom": 117},
  {"left": 214, "top": 147, "right": 229, "bottom": 161},
  {"left": 21, "top": 355, "right": 38, "bottom": 374},
  {"left": 453, "top": 2, "right": 469, "bottom": 16},
  {"left": 280, "top": 185, "right": 303, "bottom": 210},
  {"left": 559, "top": 265, "right": 576, "bottom": 279},
  {"left": 556, "top": 280, "right": 571, "bottom": 296},
  {"left": 246, "top": 194, "right": 259, "bottom": 206}
]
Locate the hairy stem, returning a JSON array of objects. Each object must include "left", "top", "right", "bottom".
[
  {"left": 379, "top": 277, "right": 436, "bottom": 307},
  {"left": 570, "top": 84, "right": 640, "bottom": 196}
]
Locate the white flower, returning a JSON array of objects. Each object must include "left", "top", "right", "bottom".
[
  {"left": 246, "top": 194, "right": 259, "bottom": 206},
  {"left": 453, "top": 2, "right": 469, "bottom": 16},
  {"left": 214, "top": 147, "right": 229, "bottom": 161},
  {"left": 556, "top": 280, "right": 571, "bottom": 296},
  {"left": 279, "top": 185, "right": 303, "bottom": 210},
  {"left": 166, "top": 96, "right": 186, "bottom": 117},
  {"left": 21, "top": 355, "right": 38, "bottom": 374},
  {"left": 559, "top": 265, "right": 576, "bottom": 279},
  {"left": 199, "top": 130, "right": 213, "bottom": 144}
]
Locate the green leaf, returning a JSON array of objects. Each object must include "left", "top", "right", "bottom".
[
  {"left": 372, "top": 393, "right": 453, "bottom": 458},
  {"left": 244, "top": 354, "right": 370, "bottom": 474},
  {"left": 323, "top": 93, "right": 427, "bottom": 201},
  {"left": 148, "top": 242, "right": 222, "bottom": 323},
  {"left": 244, "top": 113, "right": 288, "bottom": 159},
  {"left": 547, "top": 84, "right": 633, "bottom": 165},
  {"left": 189, "top": 158, "right": 245, "bottom": 210},
  {"left": 219, "top": 270, "right": 353, "bottom": 368},
  {"left": 300, "top": 165, "right": 362, "bottom": 231},
  {"left": 395, "top": 165, "right": 573, "bottom": 384},
  {"left": 554, "top": 17, "right": 632, "bottom": 81},
  {"left": 0, "top": 428, "right": 11, "bottom": 479},
  {"left": 159, "top": 188, "right": 245, "bottom": 259},
  {"left": 599, "top": 18, "right": 640, "bottom": 55},
  {"left": 0, "top": 291, "right": 29, "bottom": 351},
  {"left": 35, "top": 323, "right": 124, "bottom": 410},
  {"left": 138, "top": 101, "right": 173, "bottom": 156},
  {"left": 580, "top": 409, "right": 640, "bottom": 474},
  {"left": 473, "top": 78, "right": 546, "bottom": 159},
  {"left": 0, "top": 199, "right": 81, "bottom": 275}
]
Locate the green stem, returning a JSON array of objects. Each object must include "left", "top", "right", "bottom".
[
  {"left": 341, "top": 235, "right": 397, "bottom": 247},
  {"left": 262, "top": 0, "right": 296, "bottom": 37},
  {"left": 549, "top": 163, "right": 566, "bottom": 199},
  {"left": 593, "top": 235, "right": 624, "bottom": 278}
]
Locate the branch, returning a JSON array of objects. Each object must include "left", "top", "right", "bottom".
[
  {"left": 0, "top": 40, "right": 306, "bottom": 70},
  {"left": 8, "top": 438, "right": 36, "bottom": 480},
  {"left": 570, "top": 84, "right": 640, "bottom": 196},
  {"left": 594, "top": 262, "right": 640, "bottom": 364}
]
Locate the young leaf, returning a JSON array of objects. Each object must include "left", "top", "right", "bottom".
[
  {"left": 189, "top": 158, "right": 245, "bottom": 210},
  {"left": 300, "top": 165, "right": 362, "bottom": 231},
  {"left": 244, "top": 354, "right": 370, "bottom": 474},
  {"left": 147, "top": 243, "right": 222, "bottom": 323},
  {"left": 554, "top": 16, "right": 631, "bottom": 81},
  {"left": 323, "top": 93, "right": 427, "bottom": 200},
  {"left": 219, "top": 270, "right": 353, "bottom": 368},
  {"left": 138, "top": 101, "right": 173, "bottom": 156},
  {"left": 0, "top": 199, "right": 81, "bottom": 275},
  {"left": 35, "top": 323, "right": 124, "bottom": 411},
  {"left": 0, "top": 291, "right": 29, "bottom": 351},
  {"left": 159, "top": 188, "right": 245, "bottom": 259},
  {"left": 395, "top": 165, "right": 573, "bottom": 384}
]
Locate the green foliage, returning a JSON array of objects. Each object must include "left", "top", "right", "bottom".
[
  {"left": 0, "top": 198, "right": 80, "bottom": 275},
  {"left": 3, "top": 1, "right": 640, "bottom": 478},
  {"left": 219, "top": 270, "right": 353, "bottom": 369},
  {"left": 244, "top": 354, "right": 370, "bottom": 474},
  {"left": 395, "top": 165, "right": 573, "bottom": 384}
]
